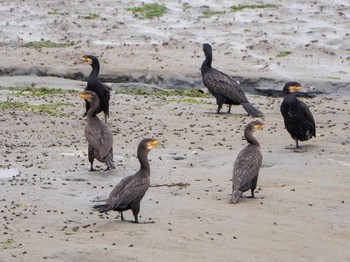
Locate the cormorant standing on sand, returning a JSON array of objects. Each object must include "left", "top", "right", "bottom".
[
  {"left": 230, "top": 121, "right": 264, "bottom": 204},
  {"left": 80, "top": 91, "right": 115, "bottom": 171},
  {"left": 93, "top": 138, "right": 159, "bottom": 223},
  {"left": 83, "top": 55, "right": 111, "bottom": 123},
  {"left": 280, "top": 81, "right": 316, "bottom": 151},
  {"left": 201, "top": 43, "right": 263, "bottom": 116}
]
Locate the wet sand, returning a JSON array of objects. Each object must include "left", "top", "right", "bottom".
[
  {"left": 0, "top": 0, "right": 350, "bottom": 261},
  {"left": 0, "top": 89, "right": 350, "bottom": 261},
  {"left": 0, "top": 0, "right": 349, "bottom": 92}
]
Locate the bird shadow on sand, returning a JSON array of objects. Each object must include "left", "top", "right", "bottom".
[
  {"left": 94, "top": 216, "right": 155, "bottom": 227},
  {"left": 82, "top": 169, "right": 117, "bottom": 181},
  {"left": 284, "top": 143, "right": 318, "bottom": 153},
  {"left": 203, "top": 111, "right": 249, "bottom": 117}
]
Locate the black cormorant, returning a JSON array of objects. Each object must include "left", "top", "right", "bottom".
[
  {"left": 280, "top": 81, "right": 316, "bottom": 150},
  {"left": 80, "top": 91, "right": 115, "bottom": 171},
  {"left": 230, "top": 120, "right": 264, "bottom": 204},
  {"left": 83, "top": 55, "right": 111, "bottom": 123},
  {"left": 201, "top": 43, "right": 263, "bottom": 116},
  {"left": 93, "top": 138, "right": 159, "bottom": 223}
]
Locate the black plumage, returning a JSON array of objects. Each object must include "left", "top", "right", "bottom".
[
  {"left": 93, "top": 138, "right": 159, "bottom": 223},
  {"left": 230, "top": 121, "right": 264, "bottom": 204},
  {"left": 280, "top": 81, "right": 316, "bottom": 149},
  {"left": 80, "top": 91, "right": 115, "bottom": 171},
  {"left": 201, "top": 43, "right": 263, "bottom": 116},
  {"left": 83, "top": 55, "right": 111, "bottom": 123}
]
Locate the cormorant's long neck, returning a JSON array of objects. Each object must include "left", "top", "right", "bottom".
[
  {"left": 283, "top": 90, "right": 291, "bottom": 97},
  {"left": 137, "top": 147, "right": 150, "bottom": 174},
  {"left": 201, "top": 51, "right": 212, "bottom": 73},
  {"left": 245, "top": 129, "right": 260, "bottom": 147},
  {"left": 283, "top": 86, "right": 296, "bottom": 97},
  {"left": 89, "top": 63, "right": 100, "bottom": 79},
  {"left": 87, "top": 99, "right": 100, "bottom": 117}
]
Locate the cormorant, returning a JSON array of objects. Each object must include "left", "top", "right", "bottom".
[
  {"left": 83, "top": 55, "right": 111, "bottom": 123},
  {"left": 201, "top": 43, "right": 263, "bottom": 116},
  {"left": 80, "top": 91, "right": 115, "bottom": 171},
  {"left": 280, "top": 81, "right": 316, "bottom": 150},
  {"left": 93, "top": 138, "right": 159, "bottom": 223},
  {"left": 230, "top": 120, "right": 264, "bottom": 204}
]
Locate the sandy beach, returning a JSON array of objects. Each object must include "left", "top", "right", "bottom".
[{"left": 0, "top": 0, "right": 350, "bottom": 261}]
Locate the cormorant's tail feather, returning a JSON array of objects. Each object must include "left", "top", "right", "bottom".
[
  {"left": 93, "top": 204, "right": 112, "bottom": 213},
  {"left": 242, "top": 102, "right": 263, "bottom": 117},
  {"left": 105, "top": 159, "right": 116, "bottom": 170},
  {"left": 229, "top": 191, "right": 242, "bottom": 204}
]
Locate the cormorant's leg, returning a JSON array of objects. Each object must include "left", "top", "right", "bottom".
[
  {"left": 132, "top": 205, "right": 140, "bottom": 223},
  {"left": 89, "top": 162, "right": 96, "bottom": 171},
  {"left": 133, "top": 214, "right": 139, "bottom": 224},
  {"left": 245, "top": 188, "right": 255, "bottom": 198},
  {"left": 104, "top": 114, "right": 108, "bottom": 124},
  {"left": 122, "top": 205, "right": 155, "bottom": 224},
  {"left": 88, "top": 145, "right": 96, "bottom": 171},
  {"left": 120, "top": 212, "right": 124, "bottom": 221},
  {"left": 227, "top": 105, "right": 231, "bottom": 114},
  {"left": 216, "top": 104, "right": 223, "bottom": 114},
  {"left": 294, "top": 139, "right": 306, "bottom": 152},
  {"left": 285, "top": 139, "right": 303, "bottom": 150},
  {"left": 120, "top": 216, "right": 141, "bottom": 224},
  {"left": 246, "top": 176, "right": 258, "bottom": 198}
]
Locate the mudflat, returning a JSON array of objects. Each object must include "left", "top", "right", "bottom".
[{"left": 0, "top": 0, "right": 349, "bottom": 261}]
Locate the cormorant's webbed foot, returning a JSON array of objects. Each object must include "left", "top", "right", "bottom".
[
  {"left": 293, "top": 147, "right": 306, "bottom": 153},
  {"left": 292, "top": 139, "right": 307, "bottom": 152},
  {"left": 244, "top": 195, "right": 256, "bottom": 199},
  {"left": 216, "top": 104, "right": 223, "bottom": 114},
  {"left": 89, "top": 165, "right": 97, "bottom": 171},
  {"left": 244, "top": 195, "right": 256, "bottom": 198},
  {"left": 243, "top": 190, "right": 256, "bottom": 199},
  {"left": 285, "top": 144, "right": 305, "bottom": 152},
  {"left": 121, "top": 214, "right": 155, "bottom": 224}
]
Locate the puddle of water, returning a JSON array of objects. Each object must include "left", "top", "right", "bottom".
[{"left": 0, "top": 168, "right": 20, "bottom": 179}]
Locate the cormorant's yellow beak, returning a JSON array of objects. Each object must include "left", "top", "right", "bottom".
[
  {"left": 148, "top": 140, "right": 160, "bottom": 149},
  {"left": 290, "top": 85, "right": 301, "bottom": 92},
  {"left": 82, "top": 57, "right": 92, "bottom": 64},
  {"left": 255, "top": 123, "right": 264, "bottom": 130},
  {"left": 80, "top": 93, "right": 90, "bottom": 100}
]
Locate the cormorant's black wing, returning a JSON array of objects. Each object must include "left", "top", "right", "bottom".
[
  {"left": 106, "top": 175, "right": 135, "bottom": 206},
  {"left": 300, "top": 100, "right": 315, "bottom": 126},
  {"left": 203, "top": 68, "right": 248, "bottom": 104},
  {"left": 232, "top": 146, "right": 262, "bottom": 191},
  {"left": 109, "top": 173, "right": 149, "bottom": 209},
  {"left": 85, "top": 120, "right": 113, "bottom": 159}
]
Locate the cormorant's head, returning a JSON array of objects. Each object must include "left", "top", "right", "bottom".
[
  {"left": 147, "top": 138, "right": 160, "bottom": 150},
  {"left": 249, "top": 120, "right": 264, "bottom": 132},
  {"left": 80, "top": 90, "right": 97, "bottom": 103},
  {"left": 203, "top": 43, "right": 212, "bottom": 55},
  {"left": 139, "top": 138, "right": 160, "bottom": 151},
  {"left": 82, "top": 55, "right": 99, "bottom": 67},
  {"left": 283, "top": 81, "right": 301, "bottom": 95}
]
